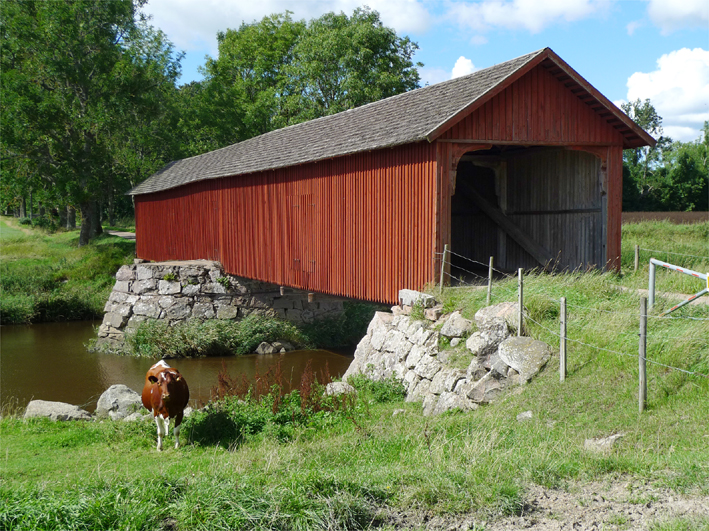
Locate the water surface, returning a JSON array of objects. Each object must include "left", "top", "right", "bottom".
[{"left": 1, "top": 321, "right": 353, "bottom": 412}]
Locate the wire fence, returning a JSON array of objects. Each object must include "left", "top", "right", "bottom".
[{"left": 433, "top": 248, "right": 709, "bottom": 394}]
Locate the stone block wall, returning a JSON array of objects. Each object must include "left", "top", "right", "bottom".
[{"left": 96, "top": 260, "right": 344, "bottom": 349}]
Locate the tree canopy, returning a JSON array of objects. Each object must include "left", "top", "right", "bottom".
[{"left": 1, "top": 0, "right": 182, "bottom": 243}]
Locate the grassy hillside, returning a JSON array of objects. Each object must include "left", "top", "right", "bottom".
[
  {"left": 0, "top": 216, "right": 136, "bottom": 324},
  {"left": 1, "top": 221, "right": 707, "bottom": 529}
]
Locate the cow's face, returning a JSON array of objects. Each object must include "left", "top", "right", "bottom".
[{"left": 149, "top": 370, "right": 182, "bottom": 402}]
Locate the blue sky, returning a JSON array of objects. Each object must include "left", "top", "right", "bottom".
[{"left": 143, "top": 0, "right": 708, "bottom": 142}]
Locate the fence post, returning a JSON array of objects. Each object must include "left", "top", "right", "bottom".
[
  {"left": 560, "top": 296, "right": 567, "bottom": 382},
  {"left": 648, "top": 260, "right": 656, "bottom": 308},
  {"left": 439, "top": 244, "right": 448, "bottom": 294},
  {"left": 634, "top": 245, "right": 639, "bottom": 273},
  {"left": 639, "top": 297, "right": 647, "bottom": 413},
  {"left": 486, "top": 256, "right": 493, "bottom": 305},
  {"left": 518, "top": 268, "right": 524, "bottom": 337}
]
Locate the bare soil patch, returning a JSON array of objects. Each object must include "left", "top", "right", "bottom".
[{"left": 381, "top": 480, "right": 709, "bottom": 530}]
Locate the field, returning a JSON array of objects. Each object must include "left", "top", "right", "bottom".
[{"left": 1, "top": 220, "right": 708, "bottom": 530}]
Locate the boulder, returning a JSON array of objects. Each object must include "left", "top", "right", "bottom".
[
  {"left": 256, "top": 342, "right": 277, "bottom": 355},
  {"left": 24, "top": 400, "right": 92, "bottom": 421},
  {"left": 325, "top": 382, "right": 357, "bottom": 396},
  {"left": 439, "top": 311, "right": 473, "bottom": 338},
  {"left": 465, "top": 317, "right": 510, "bottom": 358},
  {"left": 517, "top": 410, "right": 533, "bottom": 422},
  {"left": 95, "top": 384, "right": 143, "bottom": 420},
  {"left": 498, "top": 336, "right": 552, "bottom": 383},
  {"left": 425, "top": 391, "right": 478, "bottom": 416},
  {"left": 475, "top": 302, "right": 521, "bottom": 332},
  {"left": 398, "top": 289, "right": 436, "bottom": 308},
  {"left": 271, "top": 340, "right": 295, "bottom": 353}
]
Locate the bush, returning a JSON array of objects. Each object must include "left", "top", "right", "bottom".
[
  {"left": 124, "top": 314, "right": 312, "bottom": 358},
  {"left": 18, "top": 217, "right": 31, "bottom": 225}
]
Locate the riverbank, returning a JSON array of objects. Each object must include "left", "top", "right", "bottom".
[{"left": 0, "top": 216, "right": 135, "bottom": 324}]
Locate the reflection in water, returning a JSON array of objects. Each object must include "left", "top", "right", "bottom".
[{"left": 1, "top": 321, "right": 353, "bottom": 412}]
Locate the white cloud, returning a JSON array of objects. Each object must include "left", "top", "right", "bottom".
[
  {"left": 451, "top": 56, "right": 478, "bottom": 78},
  {"left": 143, "top": 0, "right": 431, "bottom": 55},
  {"left": 625, "top": 48, "right": 709, "bottom": 142},
  {"left": 445, "top": 0, "right": 611, "bottom": 34},
  {"left": 626, "top": 20, "right": 642, "bottom": 36},
  {"left": 646, "top": 0, "right": 709, "bottom": 35},
  {"left": 470, "top": 35, "right": 489, "bottom": 45}
]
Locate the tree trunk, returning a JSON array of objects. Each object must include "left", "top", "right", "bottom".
[
  {"left": 66, "top": 205, "right": 76, "bottom": 229},
  {"left": 89, "top": 200, "right": 102, "bottom": 238},
  {"left": 19, "top": 197, "right": 26, "bottom": 218},
  {"left": 58, "top": 205, "right": 67, "bottom": 228},
  {"left": 28, "top": 189, "right": 33, "bottom": 219},
  {"left": 108, "top": 190, "right": 115, "bottom": 227},
  {"left": 79, "top": 202, "right": 93, "bottom": 246}
]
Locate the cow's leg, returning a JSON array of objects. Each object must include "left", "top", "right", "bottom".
[
  {"left": 173, "top": 414, "right": 184, "bottom": 449},
  {"left": 155, "top": 415, "right": 166, "bottom": 451}
]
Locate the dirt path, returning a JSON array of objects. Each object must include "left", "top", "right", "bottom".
[
  {"left": 388, "top": 480, "right": 709, "bottom": 530},
  {"left": 0, "top": 216, "right": 34, "bottom": 236}
]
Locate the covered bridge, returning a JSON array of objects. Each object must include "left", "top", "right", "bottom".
[{"left": 129, "top": 48, "right": 655, "bottom": 305}]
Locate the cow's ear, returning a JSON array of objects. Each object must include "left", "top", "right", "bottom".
[{"left": 148, "top": 376, "right": 158, "bottom": 383}]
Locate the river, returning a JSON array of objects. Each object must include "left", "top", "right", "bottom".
[{"left": 0, "top": 321, "right": 354, "bottom": 413}]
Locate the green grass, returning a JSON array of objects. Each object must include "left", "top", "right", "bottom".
[
  {"left": 0, "top": 215, "right": 135, "bottom": 324},
  {"left": 1, "top": 220, "right": 708, "bottom": 529}
]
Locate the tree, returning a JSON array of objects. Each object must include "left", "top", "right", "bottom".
[
  {"left": 621, "top": 99, "right": 671, "bottom": 211},
  {"left": 660, "top": 123, "right": 709, "bottom": 211},
  {"left": 185, "top": 8, "right": 422, "bottom": 154},
  {"left": 284, "top": 8, "right": 421, "bottom": 124},
  {"left": 0, "top": 0, "right": 181, "bottom": 244}
]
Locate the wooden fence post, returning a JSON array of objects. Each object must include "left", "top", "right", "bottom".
[
  {"left": 518, "top": 268, "right": 524, "bottom": 337},
  {"left": 634, "top": 245, "right": 639, "bottom": 273},
  {"left": 487, "top": 256, "right": 493, "bottom": 305},
  {"left": 639, "top": 296, "right": 647, "bottom": 413},
  {"left": 439, "top": 244, "right": 449, "bottom": 294},
  {"left": 560, "top": 296, "right": 567, "bottom": 382}
]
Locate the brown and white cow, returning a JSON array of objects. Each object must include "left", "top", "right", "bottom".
[{"left": 141, "top": 360, "right": 190, "bottom": 451}]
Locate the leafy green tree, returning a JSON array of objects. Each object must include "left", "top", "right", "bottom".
[
  {"left": 185, "top": 8, "right": 421, "bottom": 154},
  {"left": 284, "top": 7, "right": 421, "bottom": 123},
  {"left": 659, "top": 123, "right": 709, "bottom": 211},
  {"left": 0, "top": 0, "right": 181, "bottom": 244}
]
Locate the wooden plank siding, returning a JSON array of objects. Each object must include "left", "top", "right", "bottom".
[
  {"left": 135, "top": 142, "right": 438, "bottom": 304},
  {"left": 438, "top": 64, "right": 626, "bottom": 146}
]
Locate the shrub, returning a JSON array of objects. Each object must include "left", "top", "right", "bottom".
[{"left": 18, "top": 217, "right": 31, "bottom": 225}]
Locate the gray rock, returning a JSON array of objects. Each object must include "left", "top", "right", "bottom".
[
  {"left": 136, "top": 265, "right": 154, "bottom": 280},
  {"left": 115, "top": 265, "right": 135, "bottom": 281},
  {"left": 256, "top": 342, "right": 277, "bottom": 355},
  {"left": 216, "top": 305, "right": 238, "bottom": 319},
  {"left": 498, "top": 336, "right": 552, "bottom": 383},
  {"left": 158, "top": 280, "right": 181, "bottom": 295},
  {"left": 325, "top": 382, "right": 357, "bottom": 396},
  {"left": 382, "top": 330, "right": 406, "bottom": 353},
  {"left": 414, "top": 354, "right": 442, "bottom": 380},
  {"left": 467, "top": 371, "right": 506, "bottom": 404},
  {"left": 424, "top": 306, "right": 443, "bottom": 321},
  {"left": 517, "top": 410, "right": 533, "bottom": 422},
  {"left": 430, "top": 391, "right": 478, "bottom": 416},
  {"left": 370, "top": 321, "right": 390, "bottom": 351},
  {"left": 406, "top": 378, "right": 431, "bottom": 402},
  {"left": 475, "top": 302, "right": 521, "bottom": 332},
  {"left": 449, "top": 337, "right": 461, "bottom": 348},
  {"left": 132, "top": 279, "right": 157, "bottom": 295},
  {"left": 113, "top": 280, "right": 131, "bottom": 293},
  {"left": 399, "top": 289, "right": 436, "bottom": 308},
  {"left": 272, "top": 340, "right": 295, "bottom": 352},
  {"left": 192, "top": 302, "right": 215, "bottom": 319},
  {"left": 440, "top": 311, "right": 473, "bottom": 338},
  {"left": 95, "top": 384, "right": 143, "bottom": 420},
  {"left": 123, "top": 412, "right": 149, "bottom": 422},
  {"left": 24, "top": 400, "right": 92, "bottom": 421},
  {"left": 133, "top": 300, "right": 160, "bottom": 318},
  {"left": 465, "top": 318, "right": 510, "bottom": 358},
  {"left": 181, "top": 284, "right": 200, "bottom": 296},
  {"left": 584, "top": 433, "right": 625, "bottom": 453}
]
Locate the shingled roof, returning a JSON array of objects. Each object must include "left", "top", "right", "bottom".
[{"left": 129, "top": 48, "right": 653, "bottom": 196}]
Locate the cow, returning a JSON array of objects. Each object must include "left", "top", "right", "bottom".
[{"left": 141, "top": 360, "right": 190, "bottom": 451}]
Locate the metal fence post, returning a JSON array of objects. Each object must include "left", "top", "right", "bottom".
[
  {"left": 439, "top": 244, "right": 448, "bottom": 294},
  {"left": 639, "top": 296, "right": 647, "bottom": 413},
  {"left": 487, "top": 256, "right": 493, "bottom": 305},
  {"left": 560, "top": 296, "right": 567, "bottom": 382},
  {"left": 518, "top": 268, "right": 524, "bottom": 337},
  {"left": 634, "top": 245, "right": 639, "bottom": 273}
]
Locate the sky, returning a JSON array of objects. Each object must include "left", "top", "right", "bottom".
[{"left": 143, "top": 0, "right": 709, "bottom": 143}]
